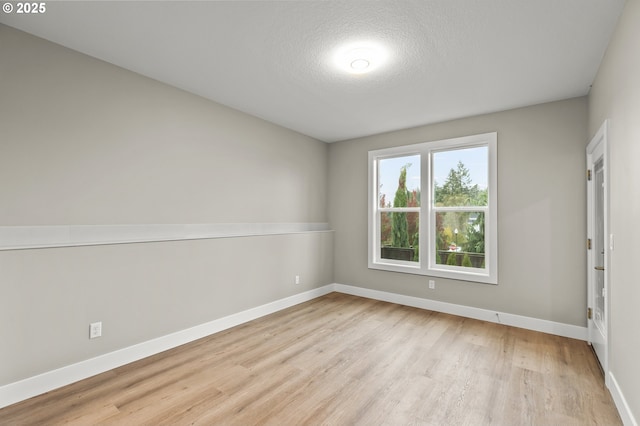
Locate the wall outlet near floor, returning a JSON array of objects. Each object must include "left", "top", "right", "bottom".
[
  {"left": 428, "top": 280, "right": 435, "bottom": 290},
  {"left": 295, "top": 275, "right": 301, "bottom": 285},
  {"left": 89, "top": 322, "right": 102, "bottom": 339}
]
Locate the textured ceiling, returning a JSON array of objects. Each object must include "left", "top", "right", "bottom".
[{"left": 0, "top": 1, "right": 625, "bottom": 142}]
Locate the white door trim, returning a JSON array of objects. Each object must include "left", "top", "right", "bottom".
[{"left": 586, "top": 120, "right": 610, "bottom": 386}]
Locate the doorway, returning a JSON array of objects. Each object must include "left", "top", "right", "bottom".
[{"left": 586, "top": 120, "right": 609, "bottom": 381}]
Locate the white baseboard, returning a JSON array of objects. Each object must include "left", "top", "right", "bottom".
[
  {"left": 609, "top": 372, "right": 638, "bottom": 426},
  {"left": 0, "top": 282, "right": 595, "bottom": 410},
  {"left": 332, "top": 283, "right": 588, "bottom": 340},
  {"left": 0, "top": 285, "right": 334, "bottom": 409}
]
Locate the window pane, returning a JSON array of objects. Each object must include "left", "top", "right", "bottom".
[
  {"left": 435, "top": 211, "right": 485, "bottom": 269},
  {"left": 433, "top": 146, "right": 487, "bottom": 207},
  {"left": 378, "top": 155, "right": 420, "bottom": 208},
  {"left": 380, "top": 212, "right": 419, "bottom": 262}
]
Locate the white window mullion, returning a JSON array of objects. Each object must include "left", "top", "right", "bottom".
[
  {"left": 378, "top": 207, "right": 421, "bottom": 213},
  {"left": 421, "top": 149, "right": 431, "bottom": 275}
]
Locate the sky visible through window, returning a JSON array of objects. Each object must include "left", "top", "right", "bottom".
[
  {"left": 378, "top": 147, "right": 488, "bottom": 206},
  {"left": 378, "top": 155, "right": 420, "bottom": 206}
]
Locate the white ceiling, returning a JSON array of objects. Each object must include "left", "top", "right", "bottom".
[{"left": 0, "top": 1, "right": 625, "bottom": 142}]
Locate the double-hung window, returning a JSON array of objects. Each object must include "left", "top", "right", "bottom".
[{"left": 368, "top": 132, "right": 497, "bottom": 284}]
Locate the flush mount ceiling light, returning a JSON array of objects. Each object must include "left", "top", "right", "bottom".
[
  {"left": 350, "top": 58, "right": 370, "bottom": 70},
  {"left": 333, "top": 42, "right": 389, "bottom": 75}
]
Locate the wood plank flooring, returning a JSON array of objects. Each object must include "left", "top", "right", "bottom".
[{"left": 0, "top": 292, "right": 622, "bottom": 425}]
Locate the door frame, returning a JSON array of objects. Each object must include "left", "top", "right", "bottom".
[{"left": 586, "top": 120, "right": 610, "bottom": 385}]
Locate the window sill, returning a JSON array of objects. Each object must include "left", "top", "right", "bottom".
[{"left": 368, "top": 261, "right": 497, "bottom": 285}]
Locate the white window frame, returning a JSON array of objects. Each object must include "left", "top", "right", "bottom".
[{"left": 368, "top": 132, "right": 498, "bottom": 284}]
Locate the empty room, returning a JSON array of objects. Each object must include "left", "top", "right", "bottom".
[{"left": 0, "top": 1, "right": 638, "bottom": 424}]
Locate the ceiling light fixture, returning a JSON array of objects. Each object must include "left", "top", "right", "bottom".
[
  {"left": 350, "top": 59, "right": 370, "bottom": 70},
  {"left": 333, "top": 42, "right": 388, "bottom": 75}
]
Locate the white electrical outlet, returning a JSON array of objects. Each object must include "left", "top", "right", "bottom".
[
  {"left": 428, "top": 280, "right": 435, "bottom": 290},
  {"left": 89, "top": 322, "right": 102, "bottom": 339},
  {"left": 295, "top": 275, "right": 301, "bottom": 285}
]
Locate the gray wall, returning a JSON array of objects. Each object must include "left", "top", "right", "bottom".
[
  {"left": 0, "top": 25, "right": 332, "bottom": 385},
  {"left": 0, "top": 25, "right": 327, "bottom": 225},
  {"left": 329, "top": 97, "right": 588, "bottom": 326},
  {"left": 588, "top": 0, "right": 640, "bottom": 419}
]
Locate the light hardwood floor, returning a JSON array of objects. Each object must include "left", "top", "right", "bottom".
[{"left": 0, "top": 292, "right": 621, "bottom": 425}]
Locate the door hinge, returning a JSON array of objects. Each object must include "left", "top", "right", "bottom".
[
  {"left": 587, "top": 307, "right": 593, "bottom": 320},
  {"left": 587, "top": 169, "right": 592, "bottom": 181},
  {"left": 587, "top": 238, "right": 592, "bottom": 250}
]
